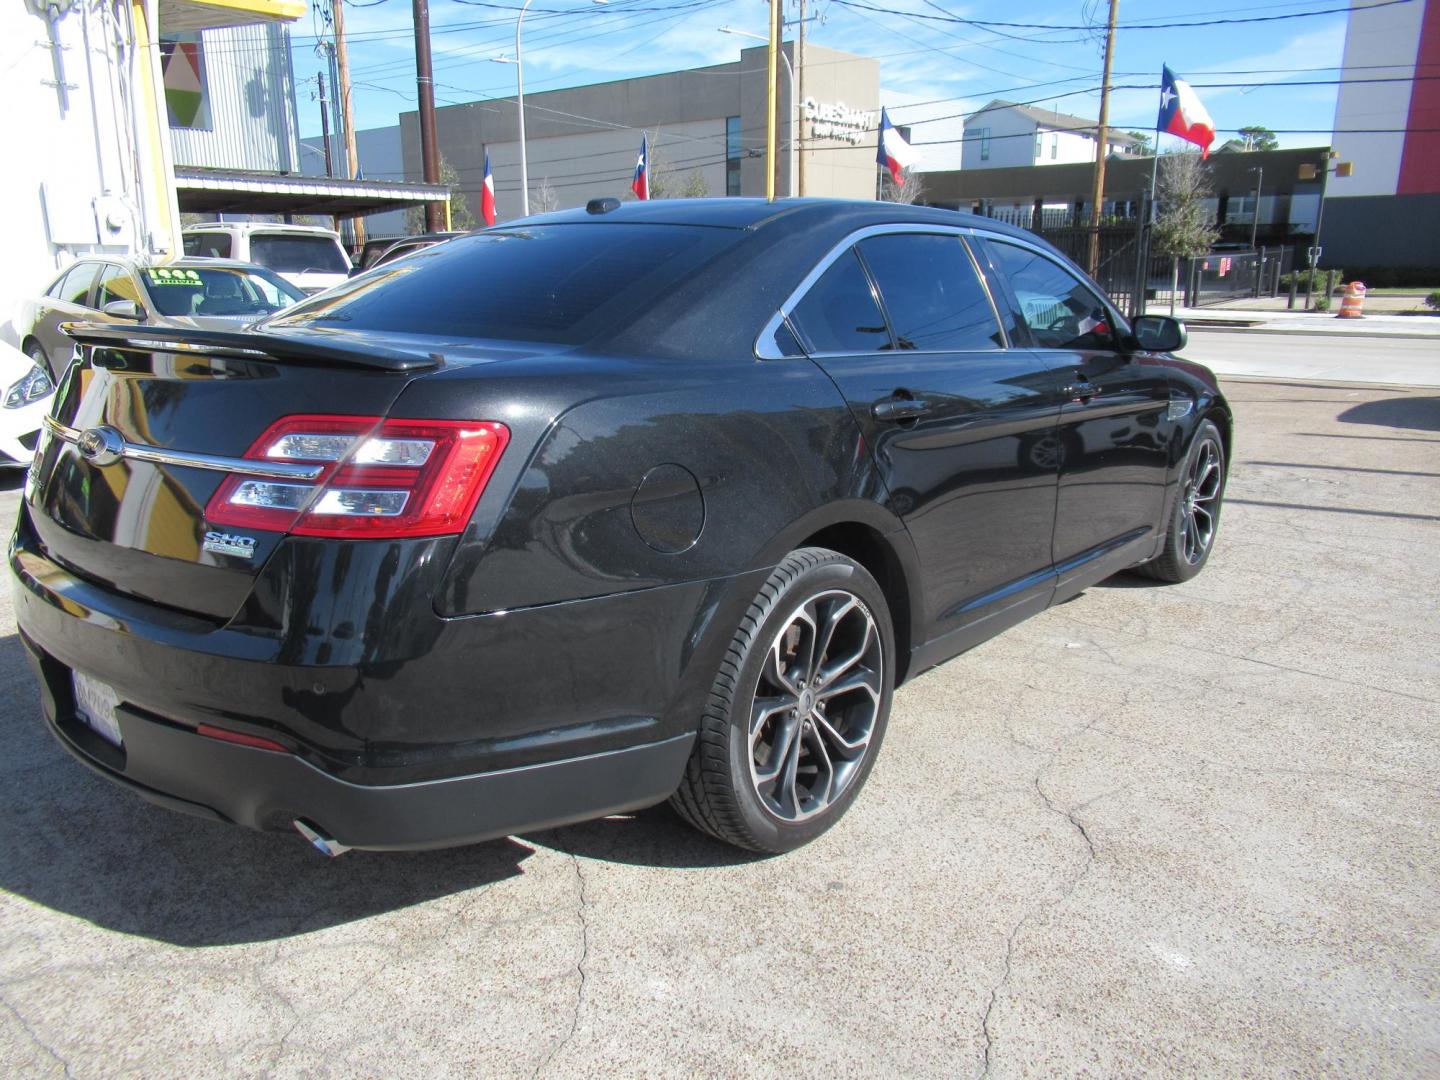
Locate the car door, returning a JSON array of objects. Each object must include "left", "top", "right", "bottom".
[
  {"left": 977, "top": 237, "right": 1173, "bottom": 592},
  {"left": 787, "top": 228, "right": 1067, "bottom": 650},
  {"left": 32, "top": 261, "right": 103, "bottom": 376}
]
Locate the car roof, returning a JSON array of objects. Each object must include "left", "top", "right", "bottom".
[
  {"left": 500, "top": 197, "right": 1052, "bottom": 246},
  {"left": 184, "top": 222, "right": 342, "bottom": 238},
  {"left": 68, "top": 255, "right": 277, "bottom": 273}
]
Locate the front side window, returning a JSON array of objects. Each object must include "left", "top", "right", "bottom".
[
  {"left": 788, "top": 250, "right": 890, "bottom": 354},
  {"left": 984, "top": 240, "right": 1117, "bottom": 351},
  {"left": 857, "top": 234, "right": 1002, "bottom": 352},
  {"left": 96, "top": 265, "right": 142, "bottom": 308},
  {"left": 249, "top": 234, "right": 348, "bottom": 275}
]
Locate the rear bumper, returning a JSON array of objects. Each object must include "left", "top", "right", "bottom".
[{"left": 26, "top": 645, "right": 691, "bottom": 850}]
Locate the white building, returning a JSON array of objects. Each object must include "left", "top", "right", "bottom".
[{"left": 961, "top": 100, "right": 1141, "bottom": 171}]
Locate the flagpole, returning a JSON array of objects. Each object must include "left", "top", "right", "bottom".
[{"left": 1148, "top": 82, "right": 1163, "bottom": 224}]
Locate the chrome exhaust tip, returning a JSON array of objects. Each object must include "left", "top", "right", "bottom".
[{"left": 293, "top": 819, "right": 351, "bottom": 858}]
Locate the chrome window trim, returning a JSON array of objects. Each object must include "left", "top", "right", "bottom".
[
  {"left": 755, "top": 222, "right": 1023, "bottom": 360},
  {"left": 41, "top": 415, "right": 325, "bottom": 481}
]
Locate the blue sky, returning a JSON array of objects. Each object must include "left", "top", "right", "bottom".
[{"left": 287, "top": 0, "right": 1354, "bottom": 169}]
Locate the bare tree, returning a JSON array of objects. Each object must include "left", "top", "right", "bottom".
[
  {"left": 531, "top": 177, "right": 559, "bottom": 214},
  {"left": 1153, "top": 151, "right": 1219, "bottom": 314},
  {"left": 880, "top": 169, "right": 925, "bottom": 205}
]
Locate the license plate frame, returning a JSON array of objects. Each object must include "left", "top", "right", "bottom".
[{"left": 72, "top": 670, "right": 123, "bottom": 747}]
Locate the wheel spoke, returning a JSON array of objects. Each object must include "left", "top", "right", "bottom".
[
  {"left": 817, "top": 665, "right": 882, "bottom": 703},
  {"left": 752, "top": 707, "right": 800, "bottom": 786},
  {"left": 775, "top": 721, "right": 805, "bottom": 817},
  {"left": 802, "top": 725, "right": 836, "bottom": 808},
  {"left": 815, "top": 612, "right": 873, "bottom": 690},
  {"left": 810, "top": 595, "right": 855, "bottom": 685},
  {"left": 813, "top": 708, "right": 870, "bottom": 760}
]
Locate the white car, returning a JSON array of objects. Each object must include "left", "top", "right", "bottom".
[
  {"left": 182, "top": 223, "right": 352, "bottom": 294},
  {"left": 0, "top": 339, "right": 55, "bottom": 468}
]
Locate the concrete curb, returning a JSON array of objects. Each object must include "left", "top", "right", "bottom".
[{"left": 1186, "top": 323, "right": 1440, "bottom": 342}]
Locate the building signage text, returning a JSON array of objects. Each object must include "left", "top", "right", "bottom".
[{"left": 802, "top": 98, "right": 874, "bottom": 145}]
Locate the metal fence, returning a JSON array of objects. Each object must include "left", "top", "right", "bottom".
[{"left": 983, "top": 209, "right": 1147, "bottom": 316}]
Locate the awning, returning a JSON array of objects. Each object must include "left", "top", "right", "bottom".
[
  {"left": 174, "top": 167, "right": 448, "bottom": 217},
  {"left": 160, "top": 0, "right": 306, "bottom": 32}
]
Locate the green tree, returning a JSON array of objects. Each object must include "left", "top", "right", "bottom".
[
  {"left": 1153, "top": 151, "right": 1220, "bottom": 314},
  {"left": 406, "top": 156, "right": 477, "bottom": 232},
  {"left": 1237, "top": 125, "right": 1278, "bottom": 152},
  {"left": 1126, "top": 130, "right": 1153, "bottom": 155}
]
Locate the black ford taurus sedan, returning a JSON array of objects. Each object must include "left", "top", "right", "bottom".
[{"left": 12, "top": 199, "right": 1229, "bottom": 856}]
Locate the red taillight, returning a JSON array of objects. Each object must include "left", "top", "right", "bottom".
[
  {"left": 205, "top": 414, "right": 509, "bottom": 540},
  {"left": 196, "top": 723, "right": 290, "bottom": 753}
]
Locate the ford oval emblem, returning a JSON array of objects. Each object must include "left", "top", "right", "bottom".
[{"left": 77, "top": 426, "right": 124, "bottom": 467}]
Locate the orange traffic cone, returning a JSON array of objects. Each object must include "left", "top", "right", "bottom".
[{"left": 1336, "top": 281, "right": 1366, "bottom": 319}]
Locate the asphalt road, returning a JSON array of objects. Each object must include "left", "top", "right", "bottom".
[
  {"left": 0, "top": 378, "right": 1437, "bottom": 1078},
  {"left": 1180, "top": 330, "right": 1440, "bottom": 386}
]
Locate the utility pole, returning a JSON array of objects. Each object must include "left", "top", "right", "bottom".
[
  {"left": 1248, "top": 164, "right": 1263, "bottom": 251},
  {"left": 1086, "top": 0, "right": 1119, "bottom": 276},
  {"left": 413, "top": 0, "right": 444, "bottom": 232},
  {"left": 331, "top": 0, "right": 365, "bottom": 247},
  {"left": 766, "top": 0, "right": 780, "bottom": 200},
  {"left": 796, "top": 0, "right": 806, "bottom": 197},
  {"left": 316, "top": 73, "right": 334, "bottom": 177}
]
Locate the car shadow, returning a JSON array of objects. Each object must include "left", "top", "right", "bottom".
[
  {"left": 1337, "top": 396, "right": 1440, "bottom": 433},
  {"left": 0, "top": 633, "right": 534, "bottom": 947},
  {"left": 524, "top": 804, "right": 770, "bottom": 871}
]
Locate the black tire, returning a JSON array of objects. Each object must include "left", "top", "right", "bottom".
[
  {"left": 1135, "top": 418, "right": 1226, "bottom": 583},
  {"left": 23, "top": 340, "right": 52, "bottom": 381},
  {"left": 671, "top": 547, "right": 895, "bottom": 853}
]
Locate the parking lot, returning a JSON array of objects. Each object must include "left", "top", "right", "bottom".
[{"left": 0, "top": 377, "right": 1435, "bottom": 1078}]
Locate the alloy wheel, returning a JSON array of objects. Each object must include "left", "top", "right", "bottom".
[
  {"left": 1180, "top": 436, "right": 1223, "bottom": 564},
  {"left": 748, "top": 590, "right": 884, "bottom": 822}
]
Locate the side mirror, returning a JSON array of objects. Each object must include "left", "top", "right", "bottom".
[
  {"left": 102, "top": 299, "right": 143, "bottom": 321},
  {"left": 1131, "top": 314, "right": 1186, "bottom": 353}
]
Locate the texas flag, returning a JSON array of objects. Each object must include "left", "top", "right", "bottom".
[
  {"left": 875, "top": 107, "right": 918, "bottom": 184},
  {"left": 1158, "top": 65, "right": 1216, "bottom": 158},
  {"left": 632, "top": 134, "right": 650, "bottom": 201},
  {"left": 481, "top": 151, "right": 496, "bottom": 226}
]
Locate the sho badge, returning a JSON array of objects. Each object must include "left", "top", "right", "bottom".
[{"left": 203, "top": 530, "right": 257, "bottom": 559}]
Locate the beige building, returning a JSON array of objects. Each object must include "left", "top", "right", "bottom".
[{"left": 397, "top": 44, "right": 883, "bottom": 222}]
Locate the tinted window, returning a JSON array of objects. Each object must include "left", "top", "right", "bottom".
[
  {"left": 985, "top": 240, "right": 1117, "bottom": 351},
  {"left": 58, "top": 263, "right": 101, "bottom": 307},
  {"left": 858, "top": 234, "right": 1002, "bottom": 352},
  {"left": 249, "top": 234, "right": 348, "bottom": 274},
  {"left": 789, "top": 250, "right": 890, "bottom": 354},
  {"left": 96, "top": 265, "right": 142, "bottom": 308},
  {"left": 184, "top": 232, "right": 232, "bottom": 259},
  {"left": 271, "top": 224, "right": 734, "bottom": 345}
]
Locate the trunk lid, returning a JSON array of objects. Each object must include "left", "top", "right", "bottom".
[{"left": 24, "top": 326, "right": 434, "bottom": 620}]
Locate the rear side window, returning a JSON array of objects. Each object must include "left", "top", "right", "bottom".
[
  {"left": 984, "top": 240, "right": 1117, "bottom": 351},
  {"left": 58, "top": 263, "right": 101, "bottom": 307},
  {"left": 184, "top": 232, "right": 232, "bottom": 259},
  {"left": 857, "top": 234, "right": 1003, "bottom": 351},
  {"left": 272, "top": 224, "right": 734, "bottom": 345},
  {"left": 249, "top": 234, "right": 348, "bottom": 274},
  {"left": 789, "top": 250, "right": 891, "bottom": 354}
]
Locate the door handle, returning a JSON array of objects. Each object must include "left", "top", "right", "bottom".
[
  {"left": 1063, "top": 381, "right": 1100, "bottom": 401},
  {"left": 872, "top": 398, "right": 932, "bottom": 422}
]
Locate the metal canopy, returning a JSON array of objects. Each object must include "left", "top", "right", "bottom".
[
  {"left": 159, "top": 0, "right": 307, "bottom": 33},
  {"left": 174, "top": 167, "right": 447, "bottom": 217}
]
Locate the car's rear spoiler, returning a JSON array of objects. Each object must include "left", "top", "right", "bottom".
[{"left": 61, "top": 322, "right": 439, "bottom": 373}]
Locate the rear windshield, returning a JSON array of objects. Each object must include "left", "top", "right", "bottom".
[
  {"left": 249, "top": 234, "right": 349, "bottom": 275},
  {"left": 141, "top": 266, "right": 307, "bottom": 317},
  {"left": 269, "top": 224, "right": 734, "bottom": 345}
]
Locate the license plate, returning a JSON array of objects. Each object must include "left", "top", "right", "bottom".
[{"left": 73, "top": 671, "right": 123, "bottom": 747}]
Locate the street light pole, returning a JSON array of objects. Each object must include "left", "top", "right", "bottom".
[
  {"left": 514, "top": 0, "right": 535, "bottom": 216},
  {"left": 1248, "top": 164, "right": 1263, "bottom": 251},
  {"left": 719, "top": 27, "right": 796, "bottom": 197}
]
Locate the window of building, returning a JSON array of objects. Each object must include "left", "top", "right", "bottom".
[
  {"left": 857, "top": 234, "right": 1002, "bottom": 352},
  {"left": 725, "top": 116, "right": 742, "bottom": 197},
  {"left": 789, "top": 250, "right": 890, "bottom": 354},
  {"left": 978, "top": 127, "right": 991, "bottom": 161},
  {"left": 982, "top": 240, "right": 1116, "bottom": 351},
  {"left": 1050, "top": 133, "right": 1059, "bottom": 160},
  {"left": 1035, "top": 132, "right": 1044, "bottom": 159}
]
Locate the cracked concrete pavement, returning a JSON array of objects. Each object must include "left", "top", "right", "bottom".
[{"left": 0, "top": 378, "right": 1436, "bottom": 1078}]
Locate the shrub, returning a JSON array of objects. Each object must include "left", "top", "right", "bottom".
[
  {"left": 1280, "top": 268, "right": 1345, "bottom": 293},
  {"left": 1425, "top": 291, "right": 1440, "bottom": 312}
]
